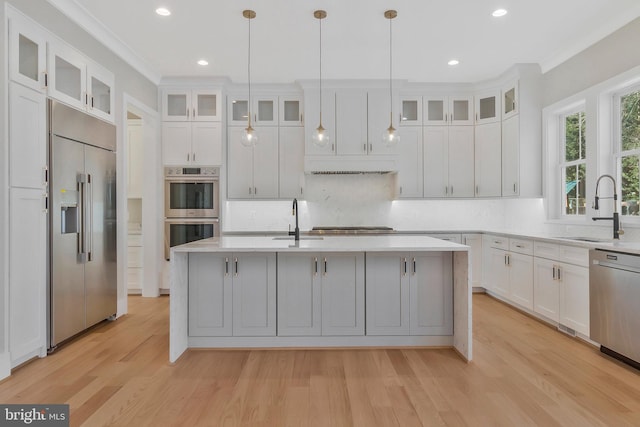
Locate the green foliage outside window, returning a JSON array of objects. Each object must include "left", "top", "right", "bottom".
[
  {"left": 564, "top": 112, "right": 586, "bottom": 215},
  {"left": 620, "top": 92, "right": 640, "bottom": 216}
]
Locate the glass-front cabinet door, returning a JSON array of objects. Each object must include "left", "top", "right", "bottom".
[
  {"left": 424, "top": 96, "right": 447, "bottom": 126},
  {"left": 279, "top": 96, "right": 304, "bottom": 126},
  {"left": 9, "top": 16, "right": 47, "bottom": 92},
  {"left": 48, "top": 41, "right": 86, "bottom": 112},
  {"left": 163, "top": 90, "right": 191, "bottom": 121},
  {"left": 449, "top": 95, "right": 473, "bottom": 125},
  {"left": 253, "top": 96, "right": 278, "bottom": 126},
  {"left": 228, "top": 95, "right": 250, "bottom": 126},
  {"left": 400, "top": 96, "right": 422, "bottom": 126},
  {"left": 475, "top": 89, "right": 501, "bottom": 125},
  {"left": 502, "top": 80, "right": 519, "bottom": 120},
  {"left": 87, "top": 63, "right": 114, "bottom": 122},
  {"left": 193, "top": 90, "right": 221, "bottom": 121}
]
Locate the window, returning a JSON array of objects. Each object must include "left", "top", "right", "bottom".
[
  {"left": 617, "top": 89, "right": 640, "bottom": 216},
  {"left": 561, "top": 110, "right": 587, "bottom": 216}
]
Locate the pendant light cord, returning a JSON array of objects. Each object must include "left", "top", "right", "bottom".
[
  {"left": 389, "top": 14, "right": 392, "bottom": 124},
  {"left": 319, "top": 15, "right": 323, "bottom": 125},
  {"left": 248, "top": 15, "right": 252, "bottom": 127}
]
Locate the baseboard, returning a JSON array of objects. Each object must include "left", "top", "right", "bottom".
[{"left": 0, "top": 351, "right": 11, "bottom": 381}]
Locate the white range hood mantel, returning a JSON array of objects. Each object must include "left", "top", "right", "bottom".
[{"left": 304, "top": 155, "right": 397, "bottom": 173}]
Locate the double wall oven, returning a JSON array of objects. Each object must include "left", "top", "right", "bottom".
[{"left": 165, "top": 166, "right": 220, "bottom": 259}]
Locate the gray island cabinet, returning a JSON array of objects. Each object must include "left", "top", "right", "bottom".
[{"left": 169, "top": 236, "right": 471, "bottom": 363}]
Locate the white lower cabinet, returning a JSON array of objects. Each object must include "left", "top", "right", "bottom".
[
  {"left": 10, "top": 187, "right": 47, "bottom": 366},
  {"left": 533, "top": 258, "right": 559, "bottom": 322},
  {"left": 365, "top": 252, "right": 453, "bottom": 336},
  {"left": 277, "top": 253, "right": 365, "bottom": 336},
  {"left": 533, "top": 241, "right": 589, "bottom": 335},
  {"left": 486, "top": 237, "right": 533, "bottom": 310},
  {"left": 462, "top": 234, "right": 483, "bottom": 288},
  {"left": 188, "top": 252, "right": 276, "bottom": 337}
]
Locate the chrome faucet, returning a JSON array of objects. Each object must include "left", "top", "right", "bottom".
[
  {"left": 289, "top": 198, "right": 300, "bottom": 241},
  {"left": 592, "top": 174, "right": 622, "bottom": 239}
]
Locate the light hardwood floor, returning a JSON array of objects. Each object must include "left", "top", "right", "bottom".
[{"left": 1, "top": 294, "right": 639, "bottom": 426}]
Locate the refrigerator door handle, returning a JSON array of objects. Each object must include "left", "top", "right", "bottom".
[
  {"left": 77, "top": 173, "right": 87, "bottom": 262},
  {"left": 87, "top": 174, "right": 93, "bottom": 262}
]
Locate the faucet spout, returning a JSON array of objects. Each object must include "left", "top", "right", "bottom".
[
  {"left": 593, "top": 174, "right": 621, "bottom": 239},
  {"left": 289, "top": 198, "right": 300, "bottom": 241}
]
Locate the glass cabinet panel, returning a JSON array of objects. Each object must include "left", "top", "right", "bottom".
[
  {"left": 196, "top": 93, "right": 217, "bottom": 118},
  {"left": 279, "top": 96, "right": 303, "bottom": 126},
  {"left": 452, "top": 100, "right": 470, "bottom": 122},
  {"left": 283, "top": 100, "right": 300, "bottom": 121},
  {"left": 167, "top": 94, "right": 188, "bottom": 118},
  {"left": 475, "top": 90, "right": 500, "bottom": 124},
  {"left": 427, "top": 100, "right": 444, "bottom": 121},
  {"left": 400, "top": 98, "right": 422, "bottom": 126},
  {"left": 91, "top": 75, "right": 111, "bottom": 115},
  {"left": 257, "top": 100, "right": 274, "bottom": 122},
  {"left": 232, "top": 100, "right": 249, "bottom": 122},
  {"left": 54, "top": 55, "right": 82, "bottom": 102},
  {"left": 479, "top": 97, "right": 496, "bottom": 120},
  {"left": 18, "top": 34, "right": 39, "bottom": 82},
  {"left": 504, "top": 89, "right": 516, "bottom": 115}
]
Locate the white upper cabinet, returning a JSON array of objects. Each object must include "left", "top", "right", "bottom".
[
  {"left": 502, "top": 80, "right": 519, "bottom": 120},
  {"left": 163, "top": 89, "right": 221, "bottom": 122},
  {"left": 502, "top": 115, "right": 520, "bottom": 196},
  {"left": 474, "top": 89, "right": 500, "bottom": 125},
  {"left": 279, "top": 127, "right": 306, "bottom": 199},
  {"left": 227, "top": 94, "right": 277, "bottom": 126},
  {"left": 9, "top": 14, "right": 47, "bottom": 93},
  {"left": 423, "top": 125, "right": 474, "bottom": 198},
  {"left": 304, "top": 89, "right": 336, "bottom": 155},
  {"left": 47, "top": 41, "right": 115, "bottom": 122},
  {"left": 367, "top": 89, "right": 399, "bottom": 155},
  {"left": 335, "top": 89, "right": 368, "bottom": 156},
  {"left": 279, "top": 95, "right": 304, "bottom": 126},
  {"left": 162, "top": 122, "right": 222, "bottom": 166},
  {"left": 400, "top": 96, "right": 422, "bottom": 126},
  {"left": 397, "top": 127, "right": 424, "bottom": 198},
  {"left": 424, "top": 95, "right": 473, "bottom": 126},
  {"left": 474, "top": 122, "right": 502, "bottom": 197}
]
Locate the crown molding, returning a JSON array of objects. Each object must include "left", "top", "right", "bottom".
[
  {"left": 46, "top": 0, "right": 161, "bottom": 84},
  {"left": 540, "top": 5, "right": 640, "bottom": 74}
]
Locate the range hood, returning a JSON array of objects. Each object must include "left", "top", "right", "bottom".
[{"left": 304, "top": 155, "right": 397, "bottom": 174}]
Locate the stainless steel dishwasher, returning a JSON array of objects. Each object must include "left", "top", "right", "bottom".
[{"left": 590, "top": 249, "right": 640, "bottom": 369}]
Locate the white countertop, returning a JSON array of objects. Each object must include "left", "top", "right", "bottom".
[{"left": 171, "top": 235, "right": 469, "bottom": 254}]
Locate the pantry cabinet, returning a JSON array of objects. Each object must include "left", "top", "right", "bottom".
[
  {"left": 365, "top": 252, "right": 453, "bottom": 336},
  {"left": 227, "top": 126, "right": 279, "bottom": 198},
  {"left": 162, "top": 122, "right": 222, "bottom": 166},
  {"left": 278, "top": 253, "right": 365, "bottom": 336},
  {"left": 502, "top": 115, "right": 519, "bottom": 196},
  {"left": 188, "top": 253, "right": 276, "bottom": 337},
  {"left": 397, "top": 127, "right": 424, "bottom": 198},
  {"left": 279, "top": 127, "right": 306, "bottom": 199},
  {"left": 474, "top": 122, "right": 502, "bottom": 197},
  {"left": 163, "top": 89, "right": 221, "bottom": 122}
]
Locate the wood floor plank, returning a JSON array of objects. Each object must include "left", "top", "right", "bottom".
[{"left": 1, "top": 294, "right": 640, "bottom": 426}]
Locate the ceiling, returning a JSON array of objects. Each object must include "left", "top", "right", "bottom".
[{"left": 50, "top": 0, "right": 640, "bottom": 85}]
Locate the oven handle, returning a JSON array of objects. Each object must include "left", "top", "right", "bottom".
[
  {"left": 164, "top": 218, "right": 220, "bottom": 225},
  {"left": 164, "top": 178, "right": 220, "bottom": 184}
]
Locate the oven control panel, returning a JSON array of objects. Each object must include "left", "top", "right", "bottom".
[{"left": 164, "top": 166, "right": 219, "bottom": 177}]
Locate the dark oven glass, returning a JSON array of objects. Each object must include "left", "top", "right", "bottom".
[
  {"left": 169, "top": 182, "right": 214, "bottom": 210},
  {"left": 169, "top": 223, "right": 214, "bottom": 248}
]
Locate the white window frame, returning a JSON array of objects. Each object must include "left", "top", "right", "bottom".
[
  {"left": 613, "top": 84, "right": 640, "bottom": 220},
  {"left": 559, "top": 108, "right": 588, "bottom": 218}
]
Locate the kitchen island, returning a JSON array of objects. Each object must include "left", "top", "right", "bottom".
[{"left": 169, "top": 235, "right": 471, "bottom": 363}]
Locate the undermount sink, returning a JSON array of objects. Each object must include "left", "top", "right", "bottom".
[
  {"left": 272, "top": 236, "right": 324, "bottom": 241},
  {"left": 554, "top": 236, "right": 609, "bottom": 243}
]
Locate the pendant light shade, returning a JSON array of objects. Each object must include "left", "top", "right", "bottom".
[
  {"left": 312, "top": 10, "right": 330, "bottom": 148},
  {"left": 382, "top": 10, "right": 400, "bottom": 147},
  {"left": 241, "top": 9, "right": 258, "bottom": 147}
]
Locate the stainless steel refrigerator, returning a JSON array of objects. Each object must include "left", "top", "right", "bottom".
[{"left": 48, "top": 100, "right": 117, "bottom": 350}]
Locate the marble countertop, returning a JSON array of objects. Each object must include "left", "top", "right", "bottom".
[{"left": 171, "top": 235, "right": 469, "bottom": 254}]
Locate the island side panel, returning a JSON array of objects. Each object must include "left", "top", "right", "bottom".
[
  {"left": 170, "top": 251, "right": 189, "bottom": 363},
  {"left": 453, "top": 250, "right": 472, "bottom": 361}
]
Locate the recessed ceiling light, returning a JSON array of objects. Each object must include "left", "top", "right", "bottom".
[
  {"left": 448, "top": 59, "right": 460, "bottom": 66},
  {"left": 197, "top": 59, "right": 209, "bottom": 66},
  {"left": 156, "top": 7, "right": 171, "bottom": 16},
  {"left": 492, "top": 8, "right": 508, "bottom": 17}
]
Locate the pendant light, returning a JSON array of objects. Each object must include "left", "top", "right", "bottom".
[
  {"left": 382, "top": 10, "right": 400, "bottom": 146},
  {"left": 311, "top": 10, "right": 330, "bottom": 147},
  {"left": 240, "top": 9, "right": 258, "bottom": 147}
]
